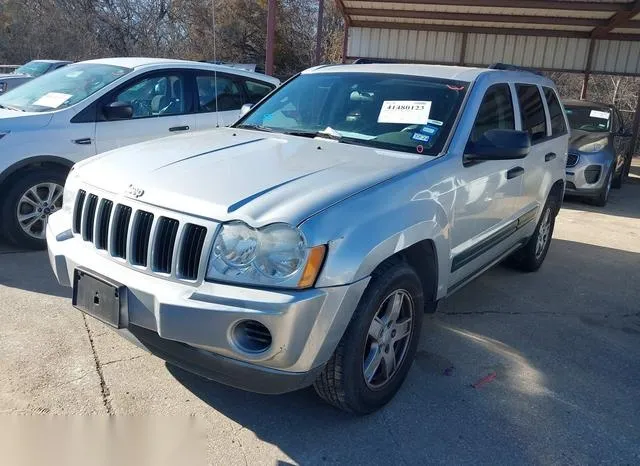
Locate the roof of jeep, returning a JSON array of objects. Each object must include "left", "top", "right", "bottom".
[{"left": 303, "top": 63, "right": 552, "bottom": 84}]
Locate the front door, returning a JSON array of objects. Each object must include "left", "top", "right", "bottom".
[
  {"left": 449, "top": 83, "right": 525, "bottom": 287},
  {"left": 94, "top": 71, "right": 195, "bottom": 154}
]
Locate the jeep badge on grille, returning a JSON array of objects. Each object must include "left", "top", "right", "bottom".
[{"left": 125, "top": 184, "right": 145, "bottom": 198}]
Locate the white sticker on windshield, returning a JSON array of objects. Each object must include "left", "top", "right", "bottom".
[
  {"left": 32, "top": 92, "right": 73, "bottom": 108},
  {"left": 590, "top": 110, "right": 610, "bottom": 120},
  {"left": 378, "top": 101, "right": 432, "bottom": 124}
]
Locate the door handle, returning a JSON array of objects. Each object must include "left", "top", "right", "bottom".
[
  {"left": 545, "top": 152, "right": 557, "bottom": 162},
  {"left": 506, "top": 167, "right": 525, "bottom": 179},
  {"left": 169, "top": 126, "right": 190, "bottom": 132},
  {"left": 73, "top": 138, "right": 92, "bottom": 145}
]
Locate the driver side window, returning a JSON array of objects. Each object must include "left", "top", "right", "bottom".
[
  {"left": 114, "top": 73, "right": 186, "bottom": 119},
  {"left": 470, "top": 84, "right": 515, "bottom": 143}
]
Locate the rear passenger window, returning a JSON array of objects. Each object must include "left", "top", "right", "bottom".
[
  {"left": 244, "top": 80, "right": 275, "bottom": 103},
  {"left": 469, "top": 84, "right": 515, "bottom": 143},
  {"left": 516, "top": 84, "right": 548, "bottom": 143},
  {"left": 543, "top": 87, "right": 567, "bottom": 136}
]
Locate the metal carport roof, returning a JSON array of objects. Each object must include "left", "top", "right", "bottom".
[{"left": 336, "top": 1, "right": 640, "bottom": 76}]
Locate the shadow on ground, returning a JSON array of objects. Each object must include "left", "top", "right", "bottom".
[
  {"left": 0, "top": 246, "right": 70, "bottom": 298},
  {"left": 562, "top": 172, "right": 640, "bottom": 219},
  {"left": 168, "top": 238, "right": 640, "bottom": 465}
]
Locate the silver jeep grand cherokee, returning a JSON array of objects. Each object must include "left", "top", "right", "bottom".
[{"left": 48, "top": 64, "right": 567, "bottom": 413}]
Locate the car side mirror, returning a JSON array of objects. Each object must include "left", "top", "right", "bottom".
[
  {"left": 104, "top": 101, "right": 133, "bottom": 121},
  {"left": 465, "top": 129, "right": 531, "bottom": 162},
  {"left": 240, "top": 103, "right": 254, "bottom": 117}
]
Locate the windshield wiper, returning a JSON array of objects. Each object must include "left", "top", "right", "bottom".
[
  {"left": 0, "top": 104, "right": 24, "bottom": 111},
  {"left": 235, "top": 124, "right": 275, "bottom": 133}
]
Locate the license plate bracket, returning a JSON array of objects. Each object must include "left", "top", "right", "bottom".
[{"left": 73, "top": 269, "right": 123, "bottom": 328}]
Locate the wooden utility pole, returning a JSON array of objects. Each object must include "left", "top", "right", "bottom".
[
  {"left": 266, "top": 0, "right": 277, "bottom": 76},
  {"left": 315, "top": 0, "right": 325, "bottom": 65}
]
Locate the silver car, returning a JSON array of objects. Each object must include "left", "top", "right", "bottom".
[
  {"left": 563, "top": 99, "right": 632, "bottom": 206},
  {"left": 0, "top": 60, "right": 71, "bottom": 94},
  {"left": 47, "top": 64, "right": 567, "bottom": 413}
]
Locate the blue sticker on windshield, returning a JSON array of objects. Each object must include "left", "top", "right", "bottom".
[
  {"left": 412, "top": 133, "right": 431, "bottom": 143},
  {"left": 420, "top": 126, "right": 438, "bottom": 135}
]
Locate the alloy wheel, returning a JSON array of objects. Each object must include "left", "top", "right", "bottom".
[
  {"left": 16, "top": 182, "right": 63, "bottom": 240},
  {"left": 535, "top": 208, "right": 551, "bottom": 259},
  {"left": 363, "top": 289, "right": 414, "bottom": 390}
]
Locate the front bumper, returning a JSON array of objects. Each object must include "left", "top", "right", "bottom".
[
  {"left": 47, "top": 212, "right": 369, "bottom": 394},
  {"left": 565, "top": 151, "right": 613, "bottom": 197}
]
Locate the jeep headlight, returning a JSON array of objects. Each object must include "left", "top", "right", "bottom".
[
  {"left": 207, "top": 221, "right": 326, "bottom": 289},
  {"left": 579, "top": 139, "right": 607, "bottom": 153}
]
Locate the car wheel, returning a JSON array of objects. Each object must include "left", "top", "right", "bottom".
[
  {"left": 507, "top": 198, "right": 556, "bottom": 273},
  {"left": 1, "top": 168, "right": 67, "bottom": 249},
  {"left": 611, "top": 166, "right": 623, "bottom": 189},
  {"left": 313, "top": 260, "right": 424, "bottom": 414},
  {"left": 590, "top": 169, "right": 612, "bottom": 207}
]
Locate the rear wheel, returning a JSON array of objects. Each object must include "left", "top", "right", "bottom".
[
  {"left": 1, "top": 168, "right": 67, "bottom": 249},
  {"left": 507, "top": 198, "right": 556, "bottom": 272},
  {"left": 313, "top": 261, "right": 424, "bottom": 414}
]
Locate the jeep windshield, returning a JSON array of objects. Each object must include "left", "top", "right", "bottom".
[
  {"left": 565, "top": 105, "right": 611, "bottom": 133},
  {"left": 235, "top": 72, "right": 468, "bottom": 156},
  {"left": 0, "top": 63, "right": 131, "bottom": 112}
]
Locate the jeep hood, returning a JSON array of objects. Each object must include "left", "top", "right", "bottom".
[{"left": 76, "top": 127, "right": 425, "bottom": 226}]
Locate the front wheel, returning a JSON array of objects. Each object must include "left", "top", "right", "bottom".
[
  {"left": 590, "top": 169, "right": 612, "bottom": 207},
  {"left": 314, "top": 261, "right": 424, "bottom": 414},
  {"left": 1, "top": 168, "right": 67, "bottom": 249}
]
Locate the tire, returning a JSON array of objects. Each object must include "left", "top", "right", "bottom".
[
  {"left": 507, "top": 197, "right": 556, "bottom": 273},
  {"left": 0, "top": 168, "right": 67, "bottom": 249},
  {"left": 611, "top": 167, "right": 623, "bottom": 189},
  {"left": 590, "top": 169, "right": 612, "bottom": 207},
  {"left": 313, "top": 260, "right": 425, "bottom": 414}
]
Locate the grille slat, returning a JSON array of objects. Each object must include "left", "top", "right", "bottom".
[
  {"left": 73, "top": 190, "right": 86, "bottom": 234},
  {"left": 131, "top": 211, "right": 154, "bottom": 266},
  {"left": 153, "top": 217, "right": 179, "bottom": 274},
  {"left": 82, "top": 194, "right": 98, "bottom": 242},
  {"left": 72, "top": 190, "right": 207, "bottom": 281},
  {"left": 95, "top": 199, "right": 113, "bottom": 250},
  {"left": 179, "top": 224, "right": 207, "bottom": 280},
  {"left": 113, "top": 205, "right": 132, "bottom": 259}
]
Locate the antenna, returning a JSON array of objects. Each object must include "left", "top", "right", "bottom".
[{"left": 212, "top": 0, "right": 220, "bottom": 127}]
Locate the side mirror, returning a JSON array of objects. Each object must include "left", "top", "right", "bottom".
[
  {"left": 465, "top": 129, "right": 531, "bottom": 162},
  {"left": 240, "top": 103, "right": 254, "bottom": 117},
  {"left": 103, "top": 101, "right": 133, "bottom": 120}
]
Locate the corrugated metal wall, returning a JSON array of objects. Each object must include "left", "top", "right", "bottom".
[{"left": 347, "top": 27, "right": 640, "bottom": 75}]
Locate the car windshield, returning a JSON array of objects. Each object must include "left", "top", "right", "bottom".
[
  {"left": 565, "top": 105, "right": 611, "bottom": 132},
  {"left": 235, "top": 72, "right": 468, "bottom": 156},
  {"left": 0, "top": 63, "right": 131, "bottom": 112},
  {"left": 13, "top": 61, "right": 52, "bottom": 77}
]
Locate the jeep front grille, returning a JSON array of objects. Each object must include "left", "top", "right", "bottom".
[{"left": 72, "top": 191, "right": 210, "bottom": 281}]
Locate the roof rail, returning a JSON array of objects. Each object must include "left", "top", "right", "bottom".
[{"left": 488, "top": 63, "right": 545, "bottom": 76}]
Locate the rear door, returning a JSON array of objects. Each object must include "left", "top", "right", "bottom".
[
  {"left": 94, "top": 69, "right": 195, "bottom": 154},
  {"left": 449, "top": 83, "right": 525, "bottom": 286},
  {"left": 193, "top": 71, "right": 246, "bottom": 130},
  {"left": 516, "top": 84, "right": 565, "bottom": 218}
]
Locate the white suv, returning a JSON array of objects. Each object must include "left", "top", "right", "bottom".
[
  {"left": 0, "top": 58, "right": 279, "bottom": 248},
  {"left": 47, "top": 64, "right": 567, "bottom": 413}
]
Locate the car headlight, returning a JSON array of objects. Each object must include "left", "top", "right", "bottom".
[
  {"left": 579, "top": 139, "right": 607, "bottom": 153},
  {"left": 207, "top": 221, "right": 326, "bottom": 289},
  {"left": 61, "top": 170, "right": 79, "bottom": 215}
]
